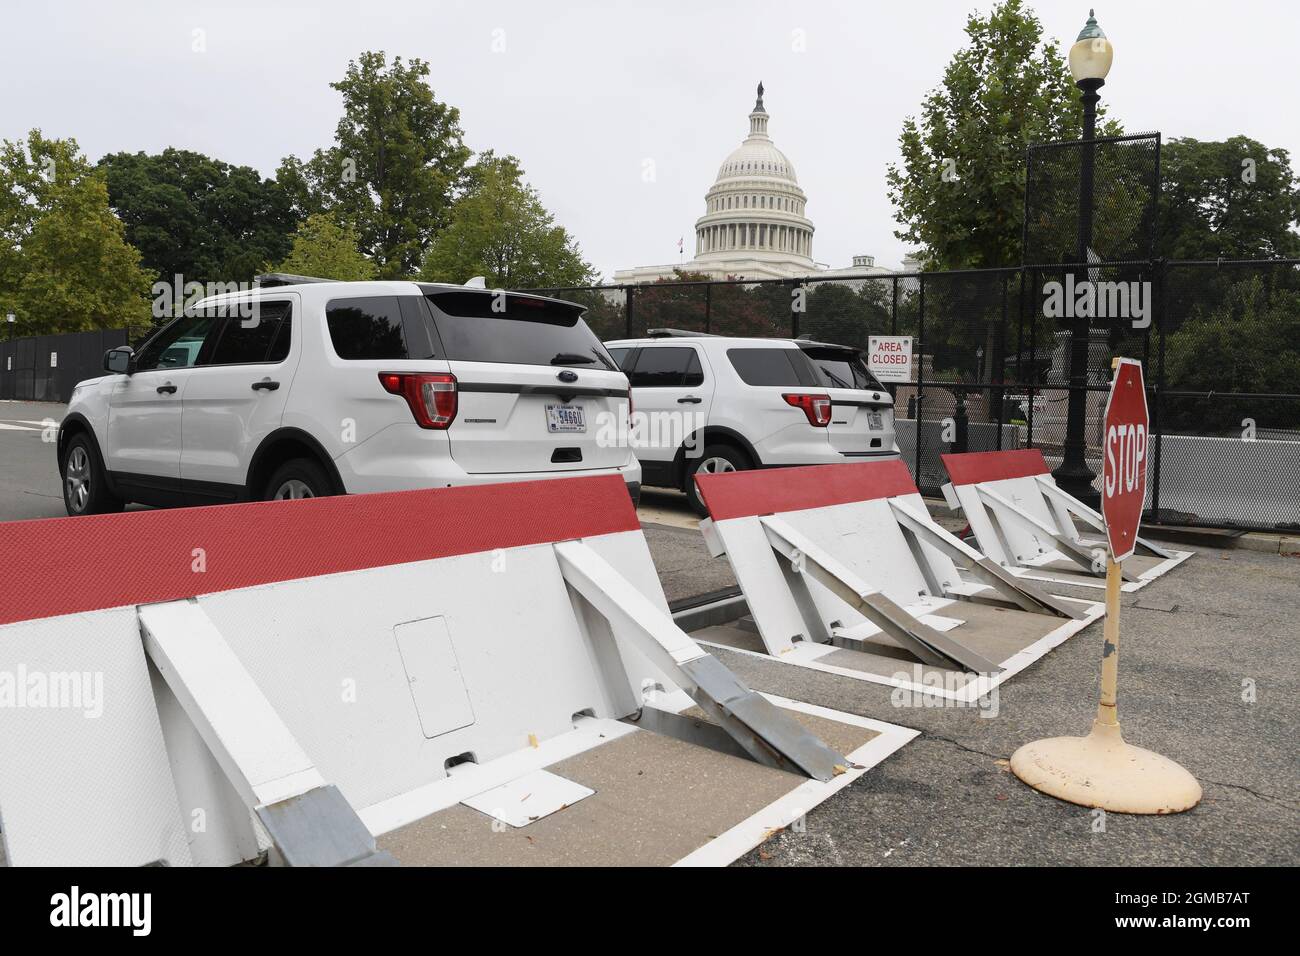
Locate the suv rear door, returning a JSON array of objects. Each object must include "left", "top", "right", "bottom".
[
  {"left": 797, "top": 343, "right": 895, "bottom": 455},
  {"left": 621, "top": 344, "right": 714, "bottom": 466},
  {"left": 422, "top": 290, "right": 630, "bottom": 474},
  {"left": 180, "top": 297, "right": 299, "bottom": 496}
]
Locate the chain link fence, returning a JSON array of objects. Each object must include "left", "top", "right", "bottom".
[{"left": 527, "top": 256, "right": 1300, "bottom": 532}]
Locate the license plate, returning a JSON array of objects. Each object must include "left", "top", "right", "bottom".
[
  {"left": 866, "top": 412, "right": 884, "bottom": 430},
  {"left": 546, "top": 404, "right": 586, "bottom": 433}
]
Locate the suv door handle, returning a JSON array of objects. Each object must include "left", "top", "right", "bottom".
[
  {"left": 156, "top": 383, "right": 177, "bottom": 395},
  {"left": 677, "top": 395, "right": 702, "bottom": 404},
  {"left": 251, "top": 380, "right": 280, "bottom": 391}
]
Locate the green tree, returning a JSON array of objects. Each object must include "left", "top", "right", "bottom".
[
  {"left": 271, "top": 214, "right": 376, "bottom": 280},
  {"left": 1163, "top": 275, "right": 1300, "bottom": 432},
  {"left": 419, "top": 152, "right": 595, "bottom": 288},
  {"left": 98, "top": 148, "right": 296, "bottom": 283},
  {"left": 0, "top": 131, "right": 152, "bottom": 334},
  {"left": 278, "top": 52, "right": 471, "bottom": 278},
  {"left": 1158, "top": 136, "right": 1300, "bottom": 260},
  {"left": 886, "top": 0, "right": 1120, "bottom": 270}
]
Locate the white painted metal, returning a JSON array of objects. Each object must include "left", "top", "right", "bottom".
[
  {"left": 0, "top": 518, "right": 915, "bottom": 865},
  {"left": 943, "top": 474, "right": 1192, "bottom": 593},
  {"left": 460, "top": 769, "right": 595, "bottom": 827},
  {"left": 700, "top": 485, "right": 1105, "bottom": 697},
  {"left": 0, "top": 608, "right": 192, "bottom": 867},
  {"left": 139, "top": 600, "right": 327, "bottom": 809}
]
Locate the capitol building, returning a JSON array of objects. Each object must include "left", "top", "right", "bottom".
[{"left": 614, "top": 84, "right": 898, "bottom": 284}]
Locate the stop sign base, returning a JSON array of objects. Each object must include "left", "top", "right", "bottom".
[{"left": 1010, "top": 720, "right": 1202, "bottom": 815}]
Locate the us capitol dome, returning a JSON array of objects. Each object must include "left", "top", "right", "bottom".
[{"left": 614, "top": 83, "right": 891, "bottom": 283}]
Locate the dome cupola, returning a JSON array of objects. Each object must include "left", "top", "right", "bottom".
[{"left": 694, "top": 83, "right": 814, "bottom": 266}]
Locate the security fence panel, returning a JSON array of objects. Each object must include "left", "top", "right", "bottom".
[
  {"left": 1153, "top": 260, "right": 1300, "bottom": 529},
  {"left": 798, "top": 277, "right": 893, "bottom": 349},
  {"left": 1024, "top": 133, "right": 1161, "bottom": 267},
  {"left": 517, "top": 256, "right": 1300, "bottom": 532},
  {"left": 630, "top": 280, "right": 710, "bottom": 336},
  {"left": 0, "top": 329, "right": 127, "bottom": 403}
]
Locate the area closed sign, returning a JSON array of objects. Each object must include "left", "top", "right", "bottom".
[
  {"left": 1102, "top": 357, "right": 1149, "bottom": 562},
  {"left": 867, "top": 335, "right": 913, "bottom": 383}
]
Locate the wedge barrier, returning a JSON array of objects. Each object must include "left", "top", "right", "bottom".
[
  {"left": 693, "top": 460, "right": 1103, "bottom": 702},
  {"left": 0, "top": 475, "right": 916, "bottom": 867},
  {"left": 940, "top": 449, "right": 1193, "bottom": 593}
]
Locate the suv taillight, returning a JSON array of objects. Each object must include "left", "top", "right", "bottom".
[
  {"left": 783, "top": 393, "right": 832, "bottom": 427},
  {"left": 379, "top": 372, "right": 457, "bottom": 429}
]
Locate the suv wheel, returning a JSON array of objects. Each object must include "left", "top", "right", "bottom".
[
  {"left": 264, "top": 458, "right": 333, "bottom": 501},
  {"left": 685, "top": 444, "right": 751, "bottom": 517},
  {"left": 61, "top": 434, "right": 125, "bottom": 516}
]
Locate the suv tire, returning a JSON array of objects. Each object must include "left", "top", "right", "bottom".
[
  {"left": 61, "top": 433, "right": 125, "bottom": 516},
  {"left": 264, "top": 458, "right": 334, "bottom": 501},
  {"left": 685, "top": 443, "right": 751, "bottom": 517}
]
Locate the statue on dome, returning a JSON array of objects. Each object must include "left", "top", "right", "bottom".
[{"left": 754, "top": 81, "right": 765, "bottom": 111}]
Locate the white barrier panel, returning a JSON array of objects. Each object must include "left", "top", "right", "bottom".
[
  {"left": 0, "top": 475, "right": 915, "bottom": 867},
  {"left": 694, "top": 461, "right": 1104, "bottom": 702},
  {"left": 940, "top": 449, "right": 1193, "bottom": 593}
]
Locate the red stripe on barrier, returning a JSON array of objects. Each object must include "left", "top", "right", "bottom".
[
  {"left": 695, "top": 461, "right": 919, "bottom": 521},
  {"left": 940, "top": 448, "right": 1050, "bottom": 486},
  {"left": 0, "top": 475, "right": 639, "bottom": 627}
]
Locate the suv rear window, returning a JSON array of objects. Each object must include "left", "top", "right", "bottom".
[
  {"left": 327, "top": 296, "right": 408, "bottom": 360},
  {"left": 424, "top": 291, "right": 615, "bottom": 370},
  {"left": 800, "top": 346, "right": 883, "bottom": 391},
  {"left": 727, "top": 347, "right": 817, "bottom": 387}
]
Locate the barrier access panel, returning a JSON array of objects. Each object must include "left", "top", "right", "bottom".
[
  {"left": 940, "top": 449, "right": 1192, "bottom": 593},
  {"left": 0, "top": 475, "right": 916, "bottom": 867},
  {"left": 694, "top": 461, "right": 1103, "bottom": 702}
]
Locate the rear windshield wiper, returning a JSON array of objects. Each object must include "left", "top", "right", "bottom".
[
  {"left": 551, "top": 352, "right": 598, "bottom": 365},
  {"left": 818, "top": 365, "right": 851, "bottom": 389}
]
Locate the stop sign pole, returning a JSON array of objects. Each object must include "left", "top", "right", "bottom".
[{"left": 1010, "top": 358, "right": 1201, "bottom": 814}]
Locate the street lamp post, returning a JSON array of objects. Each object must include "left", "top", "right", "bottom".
[{"left": 1053, "top": 9, "right": 1114, "bottom": 504}]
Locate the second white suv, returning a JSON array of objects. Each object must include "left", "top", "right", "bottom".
[
  {"left": 58, "top": 278, "right": 640, "bottom": 515},
  {"left": 604, "top": 331, "right": 897, "bottom": 514}
]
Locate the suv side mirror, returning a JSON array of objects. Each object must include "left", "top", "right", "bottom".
[{"left": 104, "top": 346, "right": 135, "bottom": 375}]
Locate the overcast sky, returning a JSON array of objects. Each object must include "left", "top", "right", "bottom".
[{"left": 10, "top": 1, "right": 1300, "bottom": 280}]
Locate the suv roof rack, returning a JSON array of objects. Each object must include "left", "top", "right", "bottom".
[
  {"left": 255, "top": 272, "right": 339, "bottom": 288},
  {"left": 646, "top": 328, "right": 718, "bottom": 338}
]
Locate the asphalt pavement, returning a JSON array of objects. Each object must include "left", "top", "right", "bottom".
[{"left": 2, "top": 398, "right": 1296, "bottom": 866}]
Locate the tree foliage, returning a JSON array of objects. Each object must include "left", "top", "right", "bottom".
[
  {"left": 271, "top": 214, "right": 376, "bottom": 280},
  {"left": 1163, "top": 274, "right": 1300, "bottom": 431},
  {"left": 99, "top": 148, "right": 296, "bottom": 284},
  {"left": 886, "top": 0, "right": 1119, "bottom": 270},
  {"left": 0, "top": 131, "right": 152, "bottom": 333},
  {"left": 1158, "top": 136, "right": 1300, "bottom": 260},
  {"left": 419, "top": 152, "right": 594, "bottom": 288},
  {"left": 278, "top": 52, "right": 471, "bottom": 278}
]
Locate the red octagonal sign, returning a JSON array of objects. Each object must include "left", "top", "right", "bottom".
[{"left": 1102, "top": 357, "right": 1149, "bottom": 562}]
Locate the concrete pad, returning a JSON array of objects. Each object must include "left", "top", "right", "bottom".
[{"left": 378, "top": 701, "right": 906, "bottom": 867}]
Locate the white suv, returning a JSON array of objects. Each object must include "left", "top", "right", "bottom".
[
  {"left": 604, "top": 331, "right": 898, "bottom": 514},
  {"left": 58, "top": 278, "right": 640, "bottom": 515}
]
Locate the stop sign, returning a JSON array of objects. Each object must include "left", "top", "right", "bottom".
[{"left": 1102, "top": 357, "right": 1149, "bottom": 562}]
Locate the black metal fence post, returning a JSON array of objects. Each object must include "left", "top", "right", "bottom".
[
  {"left": 1151, "top": 258, "right": 1167, "bottom": 523},
  {"left": 915, "top": 274, "right": 926, "bottom": 479}
]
